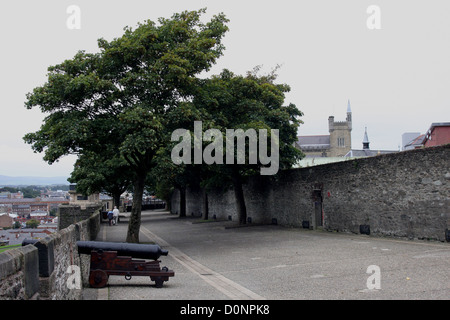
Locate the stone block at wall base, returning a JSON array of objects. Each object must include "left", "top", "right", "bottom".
[
  {"left": 22, "top": 245, "right": 40, "bottom": 300},
  {"left": 29, "top": 292, "right": 40, "bottom": 300},
  {"left": 38, "top": 271, "right": 56, "bottom": 300},
  {"left": 0, "top": 245, "right": 40, "bottom": 300}
]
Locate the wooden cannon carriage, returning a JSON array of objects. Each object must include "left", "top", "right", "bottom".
[{"left": 77, "top": 241, "right": 175, "bottom": 288}]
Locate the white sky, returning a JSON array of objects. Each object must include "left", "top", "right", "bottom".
[{"left": 1, "top": 0, "right": 449, "bottom": 177}]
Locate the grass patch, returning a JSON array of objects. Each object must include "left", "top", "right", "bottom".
[{"left": 0, "top": 244, "right": 21, "bottom": 253}]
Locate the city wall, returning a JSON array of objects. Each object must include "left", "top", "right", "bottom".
[
  {"left": 172, "top": 144, "right": 450, "bottom": 242},
  {"left": 0, "top": 205, "right": 101, "bottom": 300}
]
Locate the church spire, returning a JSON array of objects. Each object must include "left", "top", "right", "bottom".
[
  {"left": 347, "top": 99, "right": 351, "bottom": 113},
  {"left": 363, "top": 127, "right": 370, "bottom": 150}
]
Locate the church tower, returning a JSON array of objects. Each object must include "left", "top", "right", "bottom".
[{"left": 328, "top": 100, "right": 352, "bottom": 157}]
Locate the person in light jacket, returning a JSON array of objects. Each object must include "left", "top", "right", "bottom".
[{"left": 112, "top": 206, "right": 120, "bottom": 225}]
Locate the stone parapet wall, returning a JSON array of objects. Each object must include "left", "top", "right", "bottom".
[
  {"left": 173, "top": 144, "right": 449, "bottom": 242},
  {"left": 58, "top": 204, "right": 102, "bottom": 230},
  {"left": 0, "top": 245, "right": 39, "bottom": 299},
  {"left": 0, "top": 206, "right": 101, "bottom": 300}
]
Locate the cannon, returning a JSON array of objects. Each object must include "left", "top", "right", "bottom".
[{"left": 77, "top": 241, "right": 175, "bottom": 288}]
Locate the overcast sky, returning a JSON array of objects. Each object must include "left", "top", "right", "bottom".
[{"left": 1, "top": 0, "right": 449, "bottom": 177}]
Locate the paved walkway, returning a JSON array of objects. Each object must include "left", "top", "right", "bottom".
[{"left": 83, "top": 210, "right": 450, "bottom": 300}]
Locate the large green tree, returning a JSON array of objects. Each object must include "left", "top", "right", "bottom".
[
  {"left": 191, "top": 68, "right": 304, "bottom": 224},
  {"left": 23, "top": 9, "right": 229, "bottom": 242}
]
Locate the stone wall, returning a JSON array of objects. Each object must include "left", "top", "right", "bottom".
[
  {"left": 0, "top": 245, "right": 39, "bottom": 299},
  {"left": 171, "top": 187, "right": 202, "bottom": 217},
  {"left": 0, "top": 206, "right": 101, "bottom": 300},
  {"left": 59, "top": 204, "right": 102, "bottom": 230},
  {"left": 172, "top": 144, "right": 450, "bottom": 242}
]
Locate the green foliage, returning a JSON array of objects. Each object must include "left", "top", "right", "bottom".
[
  {"left": 24, "top": 9, "right": 229, "bottom": 167},
  {"left": 189, "top": 68, "right": 304, "bottom": 224},
  {"left": 23, "top": 9, "right": 229, "bottom": 242},
  {"left": 20, "top": 186, "right": 41, "bottom": 199},
  {"left": 0, "top": 244, "right": 21, "bottom": 253},
  {"left": 68, "top": 149, "right": 133, "bottom": 201},
  {"left": 23, "top": 7, "right": 304, "bottom": 230},
  {"left": 0, "top": 186, "right": 40, "bottom": 198},
  {"left": 193, "top": 68, "right": 304, "bottom": 181},
  {"left": 26, "top": 219, "right": 40, "bottom": 229},
  {"left": 0, "top": 187, "right": 18, "bottom": 193}
]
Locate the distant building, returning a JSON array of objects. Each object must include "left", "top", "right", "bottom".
[
  {"left": 423, "top": 122, "right": 450, "bottom": 147},
  {"left": 100, "top": 193, "right": 114, "bottom": 211},
  {"left": 402, "top": 132, "right": 422, "bottom": 150},
  {"left": 403, "top": 134, "right": 425, "bottom": 150},
  {"left": 345, "top": 128, "right": 397, "bottom": 158},
  {"left": 0, "top": 192, "right": 9, "bottom": 199},
  {"left": 0, "top": 204, "right": 11, "bottom": 214},
  {"left": 296, "top": 100, "right": 352, "bottom": 157},
  {"left": 0, "top": 198, "right": 68, "bottom": 216},
  {"left": 68, "top": 185, "right": 101, "bottom": 209},
  {"left": 43, "top": 190, "right": 69, "bottom": 198},
  {"left": 30, "top": 210, "right": 49, "bottom": 222},
  {"left": 13, "top": 204, "right": 30, "bottom": 217},
  {"left": 0, "top": 228, "right": 55, "bottom": 245},
  {"left": 10, "top": 192, "right": 24, "bottom": 199},
  {"left": 0, "top": 214, "right": 13, "bottom": 229},
  {"left": 401, "top": 122, "right": 450, "bottom": 151},
  {"left": 0, "top": 191, "right": 24, "bottom": 199}
]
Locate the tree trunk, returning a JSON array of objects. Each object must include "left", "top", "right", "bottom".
[
  {"left": 231, "top": 168, "right": 247, "bottom": 225},
  {"left": 165, "top": 195, "right": 171, "bottom": 212},
  {"left": 113, "top": 192, "right": 121, "bottom": 210},
  {"left": 179, "top": 186, "right": 186, "bottom": 218},
  {"left": 202, "top": 190, "right": 209, "bottom": 220},
  {"left": 126, "top": 174, "right": 145, "bottom": 243}
]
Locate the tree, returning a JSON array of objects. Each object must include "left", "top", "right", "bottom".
[
  {"left": 20, "top": 186, "right": 40, "bottom": 199},
  {"left": 151, "top": 153, "right": 189, "bottom": 217},
  {"left": 23, "top": 9, "right": 229, "bottom": 243},
  {"left": 151, "top": 102, "right": 207, "bottom": 218},
  {"left": 0, "top": 187, "right": 18, "bottom": 193},
  {"left": 68, "top": 150, "right": 133, "bottom": 209},
  {"left": 26, "top": 219, "right": 40, "bottom": 229},
  {"left": 192, "top": 68, "right": 303, "bottom": 224}
]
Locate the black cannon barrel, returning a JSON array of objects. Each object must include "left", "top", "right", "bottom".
[
  {"left": 22, "top": 239, "right": 39, "bottom": 246},
  {"left": 76, "top": 241, "right": 168, "bottom": 260}
]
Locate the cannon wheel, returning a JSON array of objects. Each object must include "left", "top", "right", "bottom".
[
  {"left": 153, "top": 276, "right": 164, "bottom": 288},
  {"left": 89, "top": 269, "right": 109, "bottom": 288}
]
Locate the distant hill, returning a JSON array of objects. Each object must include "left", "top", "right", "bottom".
[{"left": 0, "top": 175, "right": 69, "bottom": 186}]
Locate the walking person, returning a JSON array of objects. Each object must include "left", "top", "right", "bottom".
[
  {"left": 107, "top": 210, "right": 114, "bottom": 226},
  {"left": 113, "top": 206, "right": 120, "bottom": 225}
]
